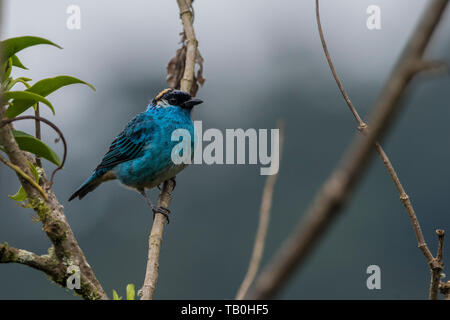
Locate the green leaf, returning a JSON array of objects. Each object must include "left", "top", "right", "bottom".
[
  {"left": 112, "top": 290, "right": 122, "bottom": 300},
  {"left": 9, "top": 186, "right": 27, "bottom": 201},
  {"left": 126, "top": 284, "right": 135, "bottom": 300},
  {"left": 11, "top": 130, "right": 61, "bottom": 166},
  {"left": 11, "top": 54, "right": 28, "bottom": 70},
  {"left": 1, "top": 36, "right": 62, "bottom": 61},
  {"left": 27, "top": 75, "right": 96, "bottom": 96},
  {"left": 4, "top": 91, "right": 54, "bottom": 118},
  {"left": 4, "top": 75, "right": 95, "bottom": 118}
]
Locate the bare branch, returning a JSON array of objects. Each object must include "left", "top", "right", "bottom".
[
  {"left": 140, "top": 0, "right": 201, "bottom": 300},
  {"left": 430, "top": 230, "right": 445, "bottom": 299},
  {"left": 0, "top": 243, "right": 62, "bottom": 280},
  {"left": 177, "top": 0, "right": 201, "bottom": 95},
  {"left": 246, "top": 0, "right": 449, "bottom": 299},
  {"left": 235, "top": 120, "right": 285, "bottom": 300}
]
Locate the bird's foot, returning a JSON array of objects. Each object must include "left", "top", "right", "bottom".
[
  {"left": 157, "top": 177, "right": 176, "bottom": 191},
  {"left": 152, "top": 206, "right": 171, "bottom": 224}
]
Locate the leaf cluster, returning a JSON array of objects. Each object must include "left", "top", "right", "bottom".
[{"left": 0, "top": 36, "right": 95, "bottom": 201}]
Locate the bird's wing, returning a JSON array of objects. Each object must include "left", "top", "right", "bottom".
[{"left": 95, "top": 113, "right": 154, "bottom": 170}]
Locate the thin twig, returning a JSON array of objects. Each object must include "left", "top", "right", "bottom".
[
  {"left": 430, "top": 229, "right": 445, "bottom": 299},
  {"left": 0, "top": 153, "right": 48, "bottom": 200},
  {"left": 34, "top": 103, "right": 42, "bottom": 167},
  {"left": 315, "top": 0, "right": 437, "bottom": 279},
  {"left": 140, "top": 0, "right": 199, "bottom": 300},
  {"left": 235, "top": 120, "right": 285, "bottom": 300},
  {"left": 436, "top": 230, "right": 445, "bottom": 262},
  {"left": 246, "top": 0, "right": 449, "bottom": 299}
]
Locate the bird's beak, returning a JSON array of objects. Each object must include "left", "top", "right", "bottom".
[{"left": 181, "top": 98, "right": 203, "bottom": 109}]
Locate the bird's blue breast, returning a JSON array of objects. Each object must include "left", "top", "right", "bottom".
[{"left": 112, "top": 105, "right": 194, "bottom": 189}]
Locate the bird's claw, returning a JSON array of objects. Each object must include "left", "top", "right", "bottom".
[
  {"left": 169, "top": 177, "right": 177, "bottom": 189},
  {"left": 157, "top": 177, "right": 175, "bottom": 191},
  {"left": 152, "top": 206, "right": 171, "bottom": 224}
]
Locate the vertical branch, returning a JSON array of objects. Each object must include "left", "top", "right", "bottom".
[
  {"left": 235, "top": 120, "right": 285, "bottom": 300},
  {"left": 140, "top": 179, "right": 175, "bottom": 300},
  {"left": 177, "top": 0, "right": 197, "bottom": 94},
  {"left": 140, "top": 0, "right": 200, "bottom": 300},
  {"left": 246, "top": 0, "right": 449, "bottom": 299},
  {"left": 430, "top": 229, "right": 445, "bottom": 299}
]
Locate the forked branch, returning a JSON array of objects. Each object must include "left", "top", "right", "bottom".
[
  {"left": 0, "top": 97, "right": 107, "bottom": 300},
  {"left": 246, "top": 0, "right": 449, "bottom": 299}
]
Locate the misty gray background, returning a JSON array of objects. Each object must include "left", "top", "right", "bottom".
[{"left": 1, "top": 0, "right": 450, "bottom": 299}]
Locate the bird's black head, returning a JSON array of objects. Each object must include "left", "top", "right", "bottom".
[{"left": 152, "top": 88, "right": 203, "bottom": 110}]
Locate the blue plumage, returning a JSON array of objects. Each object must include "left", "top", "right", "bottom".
[{"left": 69, "top": 89, "right": 203, "bottom": 205}]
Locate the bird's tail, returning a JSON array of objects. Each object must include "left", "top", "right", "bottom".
[{"left": 68, "top": 169, "right": 114, "bottom": 201}]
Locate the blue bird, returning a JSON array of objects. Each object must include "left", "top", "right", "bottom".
[{"left": 68, "top": 88, "right": 203, "bottom": 222}]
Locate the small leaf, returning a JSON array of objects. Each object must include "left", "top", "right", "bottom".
[
  {"left": 6, "top": 77, "right": 32, "bottom": 91},
  {"left": 4, "top": 91, "right": 54, "bottom": 118},
  {"left": 11, "top": 54, "right": 28, "bottom": 70},
  {"left": 9, "top": 186, "right": 27, "bottom": 201},
  {"left": 27, "top": 161, "right": 39, "bottom": 181},
  {"left": 1, "top": 36, "right": 62, "bottom": 61},
  {"left": 126, "top": 284, "right": 135, "bottom": 300},
  {"left": 112, "top": 289, "right": 122, "bottom": 300},
  {"left": 3, "top": 58, "right": 12, "bottom": 81},
  {"left": 11, "top": 130, "right": 61, "bottom": 166}
]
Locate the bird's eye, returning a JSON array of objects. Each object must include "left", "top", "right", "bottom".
[{"left": 169, "top": 98, "right": 177, "bottom": 105}]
